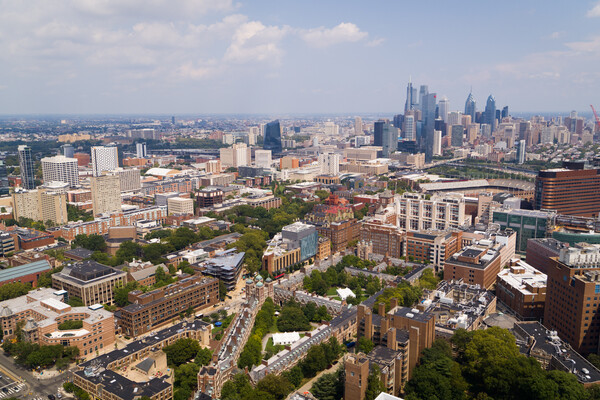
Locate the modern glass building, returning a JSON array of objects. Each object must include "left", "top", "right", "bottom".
[
  {"left": 18, "top": 145, "right": 35, "bottom": 189},
  {"left": 263, "top": 119, "right": 282, "bottom": 154},
  {"left": 484, "top": 95, "right": 496, "bottom": 132},
  {"left": 282, "top": 222, "right": 318, "bottom": 261},
  {"left": 375, "top": 120, "right": 398, "bottom": 157},
  {"left": 0, "top": 161, "right": 8, "bottom": 195},
  {"left": 464, "top": 92, "right": 476, "bottom": 121},
  {"left": 492, "top": 209, "right": 554, "bottom": 253},
  {"left": 421, "top": 92, "right": 437, "bottom": 163}
]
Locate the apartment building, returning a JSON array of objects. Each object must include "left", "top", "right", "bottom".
[
  {"left": 116, "top": 275, "right": 219, "bottom": 336},
  {"left": 12, "top": 189, "right": 68, "bottom": 225},
  {"left": 41, "top": 155, "right": 80, "bottom": 187},
  {"left": 114, "top": 167, "right": 142, "bottom": 192},
  {"left": 91, "top": 173, "right": 121, "bottom": 216},
  {"left": 405, "top": 230, "right": 462, "bottom": 269},
  {"left": 167, "top": 197, "right": 194, "bottom": 215},
  {"left": 52, "top": 261, "right": 128, "bottom": 306},
  {"left": 394, "top": 192, "right": 470, "bottom": 231}
]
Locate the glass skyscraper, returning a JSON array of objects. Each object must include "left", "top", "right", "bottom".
[
  {"left": 18, "top": 145, "right": 35, "bottom": 189},
  {"left": 421, "top": 93, "right": 437, "bottom": 162},
  {"left": 263, "top": 120, "right": 282, "bottom": 153},
  {"left": 484, "top": 95, "right": 496, "bottom": 132},
  {"left": 374, "top": 120, "right": 398, "bottom": 158},
  {"left": 464, "top": 92, "right": 476, "bottom": 121},
  {"left": 0, "top": 161, "right": 8, "bottom": 195}
]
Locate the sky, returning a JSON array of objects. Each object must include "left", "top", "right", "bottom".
[{"left": 1, "top": 0, "right": 600, "bottom": 115}]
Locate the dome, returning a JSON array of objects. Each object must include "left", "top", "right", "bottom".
[
  {"left": 256, "top": 282, "right": 264, "bottom": 288},
  {"left": 246, "top": 279, "right": 254, "bottom": 285},
  {"left": 266, "top": 277, "right": 272, "bottom": 283},
  {"left": 0, "top": 306, "right": 13, "bottom": 317},
  {"left": 255, "top": 275, "right": 263, "bottom": 281}
]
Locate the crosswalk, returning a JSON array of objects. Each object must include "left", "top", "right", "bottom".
[{"left": 0, "top": 382, "right": 25, "bottom": 398}]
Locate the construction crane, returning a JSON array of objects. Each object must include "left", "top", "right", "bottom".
[{"left": 591, "top": 105, "right": 600, "bottom": 132}]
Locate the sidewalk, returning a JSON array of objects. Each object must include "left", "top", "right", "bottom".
[{"left": 292, "top": 355, "right": 343, "bottom": 398}]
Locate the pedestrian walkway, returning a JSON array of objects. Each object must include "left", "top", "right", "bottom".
[{"left": 0, "top": 382, "right": 25, "bottom": 398}]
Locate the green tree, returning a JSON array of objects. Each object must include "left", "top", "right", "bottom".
[
  {"left": 116, "top": 241, "right": 143, "bottom": 263},
  {"left": 311, "top": 368, "right": 345, "bottom": 400},
  {"left": 277, "top": 303, "right": 311, "bottom": 332},
  {"left": 219, "top": 280, "right": 228, "bottom": 300},
  {"left": 163, "top": 338, "right": 201, "bottom": 367},
  {"left": 256, "top": 374, "right": 294, "bottom": 400},
  {"left": 357, "top": 337, "right": 374, "bottom": 354},
  {"left": 195, "top": 347, "right": 213, "bottom": 366},
  {"left": 365, "top": 365, "right": 385, "bottom": 400},
  {"left": 114, "top": 282, "right": 139, "bottom": 307}
]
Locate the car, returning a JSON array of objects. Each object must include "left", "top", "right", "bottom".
[
  {"left": 2, "top": 388, "right": 8, "bottom": 393},
  {"left": 48, "top": 394, "right": 56, "bottom": 400},
  {"left": 56, "top": 393, "right": 62, "bottom": 398}
]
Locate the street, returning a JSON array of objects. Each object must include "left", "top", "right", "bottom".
[{"left": 0, "top": 352, "right": 66, "bottom": 399}]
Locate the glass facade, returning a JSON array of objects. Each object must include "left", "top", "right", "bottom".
[
  {"left": 263, "top": 120, "right": 282, "bottom": 153},
  {"left": 493, "top": 210, "right": 548, "bottom": 253},
  {"left": 300, "top": 231, "right": 318, "bottom": 261}
]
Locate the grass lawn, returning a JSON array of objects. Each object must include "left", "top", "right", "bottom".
[
  {"left": 326, "top": 287, "right": 338, "bottom": 296},
  {"left": 264, "top": 337, "right": 285, "bottom": 354}
]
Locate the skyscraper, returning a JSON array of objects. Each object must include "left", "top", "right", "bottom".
[
  {"left": 502, "top": 106, "right": 509, "bottom": 119},
  {"left": 18, "top": 145, "right": 35, "bottom": 190},
  {"left": 484, "top": 95, "right": 497, "bottom": 132},
  {"left": 318, "top": 152, "right": 341, "bottom": 175},
  {"left": 418, "top": 85, "right": 429, "bottom": 111},
  {"left": 516, "top": 140, "right": 526, "bottom": 164},
  {"left": 373, "top": 120, "right": 384, "bottom": 146},
  {"left": 0, "top": 161, "right": 8, "bottom": 195},
  {"left": 438, "top": 96, "right": 449, "bottom": 123},
  {"left": 136, "top": 142, "right": 147, "bottom": 158},
  {"left": 62, "top": 144, "right": 74, "bottom": 158},
  {"left": 421, "top": 93, "right": 437, "bottom": 162},
  {"left": 91, "top": 173, "right": 121, "bottom": 216},
  {"left": 91, "top": 146, "right": 119, "bottom": 177},
  {"left": 263, "top": 120, "right": 282, "bottom": 153},
  {"left": 354, "top": 117, "right": 363, "bottom": 135},
  {"left": 403, "top": 115, "right": 416, "bottom": 141},
  {"left": 404, "top": 79, "right": 414, "bottom": 113},
  {"left": 464, "top": 92, "right": 476, "bottom": 121}
]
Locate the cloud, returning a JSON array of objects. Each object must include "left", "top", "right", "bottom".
[
  {"left": 366, "top": 38, "right": 385, "bottom": 47},
  {"left": 565, "top": 36, "right": 600, "bottom": 52},
  {"left": 224, "top": 21, "right": 290, "bottom": 63},
  {"left": 72, "top": 0, "right": 236, "bottom": 19},
  {"left": 547, "top": 31, "right": 564, "bottom": 39},
  {"left": 300, "top": 22, "right": 368, "bottom": 48},
  {"left": 587, "top": 1, "right": 600, "bottom": 17}
]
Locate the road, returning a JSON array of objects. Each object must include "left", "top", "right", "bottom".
[{"left": 0, "top": 352, "right": 67, "bottom": 399}]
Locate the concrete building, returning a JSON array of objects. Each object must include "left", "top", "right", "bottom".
[
  {"left": 136, "top": 142, "right": 147, "bottom": 158},
  {"left": 443, "top": 245, "right": 502, "bottom": 289},
  {"left": 91, "top": 173, "right": 121, "bottom": 216},
  {"left": 91, "top": 146, "right": 119, "bottom": 177},
  {"left": 262, "top": 222, "right": 318, "bottom": 275},
  {"left": 318, "top": 152, "right": 341, "bottom": 175},
  {"left": 18, "top": 145, "right": 35, "bottom": 190},
  {"left": 41, "top": 155, "right": 80, "bottom": 187},
  {"left": 220, "top": 143, "right": 250, "bottom": 168},
  {"left": 197, "top": 249, "right": 245, "bottom": 290},
  {"left": 0, "top": 288, "right": 115, "bottom": 355},
  {"left": 116, "top": 275, "right": 219, "bottom": 336},
  {"left": 114, "top": 167, "right": 141, "bottom": 193},
  {"left": 12, "top": 189, "right": 68, "bottom": 225},
  {"left": 52, "top": 261, "right": 128, "bottom": 306},
  {"left": 497, "top": 259, "right": 546, "bottom": 320},
  {"left": 405, "top": 230, "right": 463, "bottom": 270},
  {"left": 254, "top": 149, "right": 272, "bottom": 169},
  {"left": 393, "top": 193, "right": 470, "bottom": 232},
  {"left": 167, "top": 196, "right": 194, "bottom": 216}
]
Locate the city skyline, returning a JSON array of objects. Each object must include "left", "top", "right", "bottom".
[{"left": 1, "top": 1, "right": 600, "bottom": 115}]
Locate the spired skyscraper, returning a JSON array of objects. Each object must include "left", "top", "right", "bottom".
[
  {"left": 484, "top": 95, "right": 497, "bottom": 132},
  {"left": 18, "top": 145, "right": 35, "bottom": 190},
  {"left": 404, "top": 79, "right": 418, "bottom": 113},
  {"left": 464, "top": 92, "right": 476, "bottom": 121},
  {"left": 263, "top": 120, "right": 282, "bottom": 154}
]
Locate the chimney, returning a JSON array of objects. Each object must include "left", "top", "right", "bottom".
[{"left": 378, "top": 302, "right": 386, "bottom": 315}]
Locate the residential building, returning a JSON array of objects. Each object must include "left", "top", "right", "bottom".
[
  {"left": 136, "top": 142, "right": 147, "bottom": 158},
  {"left": 114, "top": 168, "right": 141, "bottom": 192},
  {"left": 12, "top": 189, "right": 68, "bottom": 225},
  {"left": 543, "top": 244, "right": 600, "bottom": 353},
  {"left": 52, "top": 261, "right": 128, "bottom": 306},
  {"left": 91, "top": 146, "right": 119, "bottom": 177},
  {"left": 318, "top": 152, "right": 341, "bottom": 175},
  {"left": 220, "top": 143, "right": 250, "bottom": 168},
  {"left": 405, "top": 230, "right": 462, "bottom": 269},
  {"left": 534, "top": 163, "right": 600, "bottom": 217},
  {"left": 263, "top": 120, "right": 282, "bottom": 154},
  {"left": 443, "top": 245, "right": 502, "bottom": 289},
  {"left": 41, "top": 155, "right": 80, "bottom": 187},
  {"left": 360, "top": 219, "right": 405, "bottom": 259},
  {"left": 91, "top": 173, "right": 121, "bottom": 216},
  {"left": 497, "top": 259, "right": 546, "bottom": 320},
  {"left": 18, "top": 145, "right": 35, "bottom": 190},
  {"left": 167, "top": 197, "right": 194, "bottom": 216},
  {"left": 116, "top": 275, "right": 219, "bottom": 336},
  {"left": 0, "top": 288, "right": 115, "bottom": 355},
  {"left": 254, "top": 149, "right": 272, "bottom": 168}
]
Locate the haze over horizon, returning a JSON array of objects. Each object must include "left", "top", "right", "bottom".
[{"left": 1, "top": 0, "right": 600, "bottom": 115}]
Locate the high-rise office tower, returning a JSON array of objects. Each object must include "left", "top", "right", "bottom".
[
  {"left": 374, "top": 120, "right": 384, "bottom": 146},
  {"left": 433, "top": 130, "right": 442, "bottom": 156},
  {"left": 502, "top": 106, "right": 509, "bottom": 119},
  {"left": 438, "top": 97, "right": 449, "bottom": 123},
  {"left": 91, "top": 173, "right": 121, "bottom": 216},
  {"left": 450, "top": 125, "right": 464, "bottom": 147},
  {"left": 484, "top": 95, "right": 496, "bottom": 132},
  {"left": 0, "top": 161, "right": 8, "bottom": 196},
  {"left": 418, "top": 85, "right": 429, "bottom": 111},
  {"left": 136, "top": 142, "right": 147, "bottom": 158},
  {"left": 447, "top": 111, "right": 463, "bottom": 126},
  {"left": 405, "top": 79, "right": 414, "bottom": 113},
  {"left": 41, "top": 155, "right": 79, "bottom": 187},
  {"left": 263, "top": 120, "right": 282, "bottom": 153},
  {"left": 421, "top": 93, "right": 437, "bottom": 162},
  {"left": 62, "top": 144, "right": 74, "bottom": 158},
  {"left": 374, "top": 120, "right": 398, "bottom": 157},
  {"left": 464, "top": 92, "right": 476, "bottom": 121},
  {"left": 354, "top": 117, "right": 363, "bottom": 135},
  {"left": 318, "top": 152, "right": 341, "bottom": 175},
  {"left": 18, "top": 145, "right": 35, "bottom": 190},
  {"left": 403, "top": 115, "right": 416, "bottom": 141},
  {"left": 516, "top": 140, "right": 526, "bottom": 164},
  {"left": 91, "top": 146, "right": 119, "bottom": 177}
]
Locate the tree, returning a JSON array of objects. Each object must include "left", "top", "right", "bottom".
[
  {"left": 114, "top": 282, "right": 139, "bottom": 307},
  {"left": 0, "top": 282, "right": 32, "bottom": 301},
  {"left": 301, "top": 345, "right": 327, "bottom": 378},
  {"left": 283, "top": 366, "right": 304, "bottom": 388},
  {"left": 195, "top": 347, "right": 213, "bottom": 367},
  {"left": 277, "top": 303, "right": 311, "bottom": 332},
  {"left": 364, "top": 365, "right": 385, "bottom": 400},
  {"left": 219, "top": 280, "right": 228, "bottom": 300},
  {"left": 311, "top": 368, "right": 344, "bottom": 400},
  {"left": 357, "top": 337, "right": 374, "bottom": 354},
  {"left": 116, "top": 241, "right": 143, "bottom": 263},
  {"left": 256, "top": 374, "right": 293, "bottom": 400},
  {"left": 163, "top": 338, "right": 201, "bottom": 367}
]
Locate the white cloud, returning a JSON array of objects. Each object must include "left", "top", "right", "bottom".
[
  {"left": 224, "top": 21, "right": 290, "bottom": 63},
  {"left": 300, "top": 22, "right": 368, "bottom": 48},
  {"left": 548, "top": 31, "right": 564, "bottom": 39},
  {"left": 366, "top": 38, "right": 385, "bottom": 47},
  {"left": 72, "top": 0, "right": 236, "bottom": 19},
  {"left": 587, "top": 1, "right": 600, "bottom": 17},
  {"left": 565, "top": 36, "right": 600, "bottom": 52}
]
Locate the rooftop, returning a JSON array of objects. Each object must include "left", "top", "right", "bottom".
[
  {"left": 0, "top": 260, "right": 51, "bottom": 282},
  {"left": 498, "top": 260, "right": 546, "bottom": 295}
]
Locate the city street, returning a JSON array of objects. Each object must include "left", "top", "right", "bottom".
[{"left": 0, "top": 352, "right": 67, "bottom": 399}]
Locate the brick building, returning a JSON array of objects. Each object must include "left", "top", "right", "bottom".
[
  {"left": 0, "top": 259, "right": 51, "bottom": 287},
  {"left": 315, "top": 219, "right": 360, "bottom": 253},
  {"left": 359, "top": 219, "right": 405, "bottom": 259},
  {"left": 496, "top": 259, "right": 546, "bottom": 320},
  {"left": 443, "top": 245, "right": 502, "bottom": 289},
  {"left": 405, "top": 230, "right": 462, "bottom": 270}
]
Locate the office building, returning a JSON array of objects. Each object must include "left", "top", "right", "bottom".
[
  {"left": 318, "top": 152, "right": 341, "bottom": 175},
  {"left": 534, "top": 163, "right": 600, "bottom": 218},
  {"left": 167, "top": 197, "right": 194, "bottom": 215},
  {"left": 52, "top": 260, "right": 128, "bottom": 306},
  {"left": 354, "top": 116, "right": 363, "bottom": 135},
  {"left": 484, "top": 95, "right": 496, "bottom": 132},
  {"left": 438, "top": 96, "right": 449, "bottom": 123},
  {"left": 117, "top": 275, "right": 218, "bottom": 336},
  {"left": 0, "top": 288, "right": 115, "bottom": 354},
  {"left": 502, "top": 106, "right": 509, "bottom": 119},
  {"left": 196, "top": 188, "right": 223, "bottom": 208},
  {"left": 41, "top": 155, "right": 79, "bottom": 187},
  {"left": 464, "top": 92, "right": 476, "bottom": 121},
  {"left": 220, "top": 143, "right": 250, "bottom": 168},
  {"left": 492, "top": 209, "right": 554, "bottom": 253},
  {"left": 450, "top": 125, "right": 464, "bottom": 147},
  {"left": 421, "top": 92, "right": 437, "bottom": 162},
  {"left": 496, "top": 260, "right": 546, "bottom": 320},
  {"left": 315, "top": 219, "right": 360, "bottom": 253},
  {"left": 12, "top": 189, "right": 68, "bottom": 225},
  {"left": 136, "top": 142, "right": 147, "bottom": 158},
  {"left": 374, "top": 120, "right": 398, "bottom": 158},
  {"left": 433, "top": 130, "right": 442, "bottom": 156},
  {"left": 544, "top": 244, "right": 600, "bottom": 353},
  {"left": 91, "top": 146, "right": 119, "bottom": 177},
  {"left": 404, "top": 79, "right": 415, "bottom": 113},
  {"left": 114, "top": 167, "right": 141, "bottom": 192},
  {"left": 91, "top": 173, "right": 121, "bottom": 216},
  {"left": 18, "top": 145, "right": 35, "bottom": 189},
  {"left": 403, "top": 115, "right": 416, "bottom": 141},
  {"left": 263, "top": 119, "right": 282, "bottom": 153},
  {"left": 198, "top": 249, "right": 245, "bottom": 290},
  {"left": 262, "top": 222, "right": 318, "bottom": 275},
  {"left": 254, "top": 149, "right": 272, "bottom": 169},
  {"left": 405, "top": 230, "right": 463, "bottom": 269},
  {"left": 447, "top": 111, "right": 462, "bottom": 126},
  {"left": 61, "top": 144, "right": 74, "bottom": 158},
  {"left": 393, "top": 192, "right": 470, "bottom": 231},
  {"left": 0, "top": 161, "right": 8, "bottom": 195}
]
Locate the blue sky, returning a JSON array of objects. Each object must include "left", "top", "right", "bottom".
[{"left": 1, "top": 0, "right": 599, "bottom": 115}]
